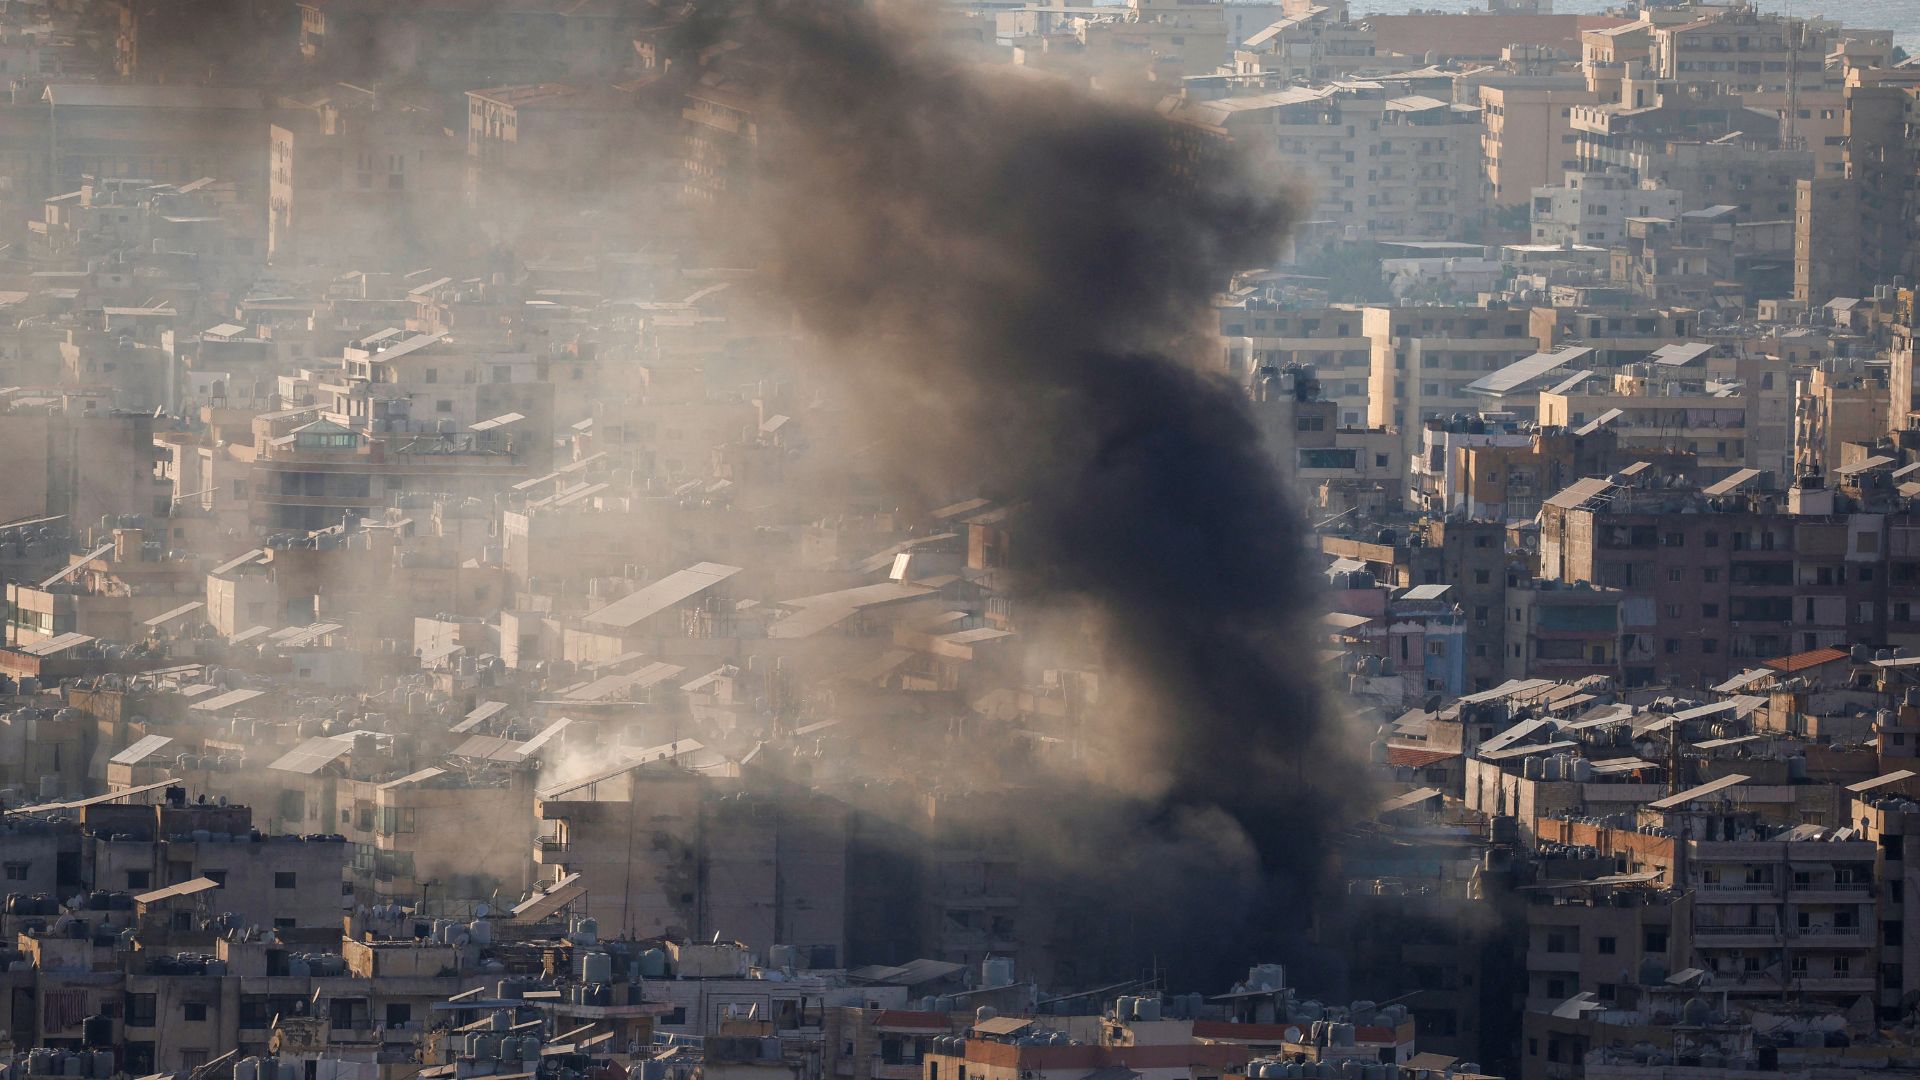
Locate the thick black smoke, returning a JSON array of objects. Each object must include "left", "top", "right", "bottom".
[{"left": 678, "top": 0, "right": 1376, "bottom": 988}]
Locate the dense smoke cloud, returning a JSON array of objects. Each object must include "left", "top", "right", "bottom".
[{"left": 675, "top": 0, "right": 1375, "bottom": 987}]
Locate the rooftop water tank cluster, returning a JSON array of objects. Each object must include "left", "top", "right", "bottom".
[{"left": 23, "top": 1050, "right": 115, "bottom": 1078}]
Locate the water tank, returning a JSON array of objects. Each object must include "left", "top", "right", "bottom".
[
  {"left": 276, "top": 1062, "right": 299, "bottom": 1080},
  {"left": 1135, "top": 996, "right": 1162, "bottom": 1021},
  {"left": 583, "top": 951, "right": 614, "bottom": 984},
  {"left": 769, "top": 944, "right": 798, "bottom": 970},
  {"left": 982, "top": 955, "right": 1015, "bottom": 988},
  {"left": 1334, "top": 1023, "right": 1356, "bottom": 1045},
  {"left": 469, "top": 919, "right": 492, "bottom": 946},
  {"left": 639, "top": 948, "right": 668, "bottom": 978},
  {"left": 476, "top": 1034, "right": 501, "bottom": 1060},
  {"left": 500, "top": 1038, "right": 520, "bottom": 1062},
  {"left": 91, "top": 1052, "right": 113, "bottom": 1080},
  {"left": 1523, "top": 756, "right": 1545, "bottom": 780},
  {"left": 977, "top": 1006, "right": 998, "bottom": 1025},
  {"left": 521, "top": 1037, "right": 541, "bottom": 1060},
  {"left": 576, "top": 916, "right": 599, "bottom": 945},
  {"left": 1788, "top": 755, "right": 1808, "bottom": 780},
  {"left": 490, "top": 1009, "right": 512, "bottom": 1032},
  {"left": 1571, "top": 758, "right": 1594, "bottom": 782},
  {"left": 236, "top": 1060, "right": 259, "bottom": 1080},
  {"left": 1542, "top": 755, "right": 1562, "bottom": 782}
]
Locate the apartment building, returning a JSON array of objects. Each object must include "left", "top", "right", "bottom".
[
  {"left": 1364, "top": 304, "right": 1540, "bottom": 459},
  {"left": 1530, "top": 169, "right": 1682, "bottom": 246},
  {"left": 1535, "top": 476, "right": 1908, "bottom": 684},
  {"left": 1537, "top": 355, "right": 1790, "bottom": 478},
  {"left": 1479, "top": 78, "right": 1597, "bottom": 207},
  {"left": 268, "top": 88, "right": 463, "bottom": 266},
  {"left": 1163, "top": 82, "right": 1483, "bottom": 241},
  {"left": 1219, "top": 302, "right": 1372, "bottom": 427}
]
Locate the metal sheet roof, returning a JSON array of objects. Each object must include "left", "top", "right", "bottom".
[
  {"left": 583, "top": 562, "right": 742, "bottom": 629},
  {"left": 1573, "top": 408, "right": 1624, "bottom": 436},
  {"left": 110, "top": 734, "right": 174, "bottom": 766},
  {"left": 143, "top": 602, "right": 205, "bottom": 628},
  {"left": 1647, "top": 773, "right": 1750, "bottom": 811},
  {"left": 1467, "top": 346, "right": 1592, "bottom": 396},
  {"left": 1702, "top": 468, "right": 1762, "bottom": 497},
  {"left": 1848, "top": 769, "right": 1917, "bottom": 793},
  {"left": 20, "top": 632, "right": 94, "bottom": 657},
  {"left": 267, "top": 736, "right": 354, "bottom": 775},
  {"left": 1712, "top": 667, "right": 1771, "bottom": 690},
  {"left": 190, "top": 688, "right": 264, "bottom": 713},
  {"left": 1378, "top": 787, "right": 1443, "bottom": 814},
  {"left": 1399, "top": 584, "right": 1453, "bottom": 602},
  {"left": 38, "top": 544, "right": 113, "bottom": 587},
  {"left": 1651, "top": 342, "right": 1713, "bottom": 366},
  {"left": 133, "top": 877, "right": 219, "bottom": 905},
  {"left": 1545, "top": 477, "right": 1617, "bottom": 510},
  {"left": 378, "top": 767, "right": 446, "bottom": 791},
  {"left": 452, "top": 701, "right": 508, "bottom": 733},
  {"left": 512, "top": 872, "right": 586, "bottom": 922},
  {"left": 1837, "top": 454, "right": 1896, "bottom": 477}
]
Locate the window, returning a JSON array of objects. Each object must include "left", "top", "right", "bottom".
[
  {"left": 204, "top": 870, "right": 227, "bottom": 887},
  {"left": 1645, "top": 929, "right": 1667, "bottom": 952},
  {"left": 1597, "top": 936, "right": 1616, "bottom": 954},
  {"left": 1668, "top": 568, "right": 1684, "bottom": 582},
  {"left": 274, "top": 872, "right": 297, "bottom": 889},
  {"left": 183, "top": 1003, "right": 208, "bottom": 1022},
  {"left": 3, "top": 862, "right": 28, "bottom": 882},
  {"left": 436, "top": 400, "right": 453, "bottom": 413},
  {"left": 386, "top": 1003, "right": 413, "bottom": 1027},
  {"left": 126, "top": 993, "right": 157, "bottom": 1027},
  {"left": 125, "top": 869, "right": 150, "bottom": 890},
  {"left": 1702, "top": 603, "right": 1719, "bottom": 618},
  {"left": 1474, "top": 570, "right": 1490, "bottom": 584}
]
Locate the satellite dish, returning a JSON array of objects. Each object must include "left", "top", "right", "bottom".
[{"left": 474, "top": 903, "right": 490, "bottom": 919}]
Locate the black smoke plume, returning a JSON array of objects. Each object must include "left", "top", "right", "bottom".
[{"left": 672, "top": 0, "right": 1375, "bottom": 988}]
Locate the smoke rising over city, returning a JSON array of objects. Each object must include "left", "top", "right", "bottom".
[{"left": 654, "top": 0, "right": 1372, "bottom": 986}]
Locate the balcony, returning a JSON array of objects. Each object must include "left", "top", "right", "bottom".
[
  {"left": 1792, "top": 926, "right": 1868, "bottom": 946},
  {"left": 533, "top": 837, "right": 570, "bottom": 864},
  {"left": 1693, "top": 924, "right": 1783, "bottom": 948},
  {"left": 1788, "top": 881, "right": 1872, "bottom": 902},
  {"left": 1788, "top": 976, "right": 1874, "bottom": 992},
  {"left": 1695, "top": 881, "right": 1781, "bottom": 902}
]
